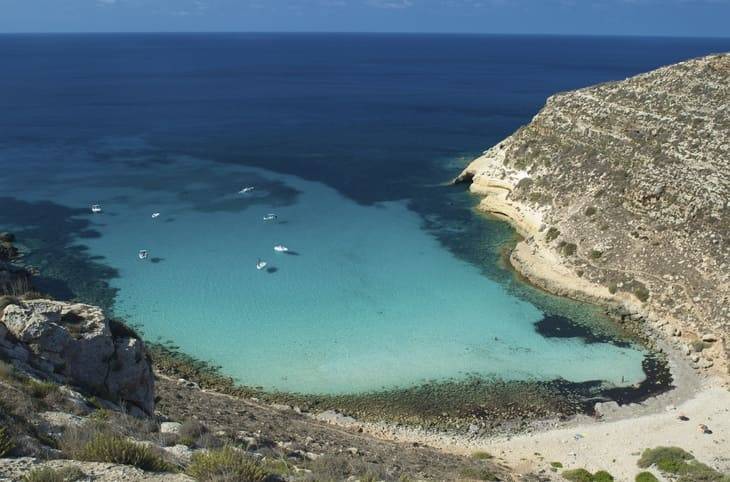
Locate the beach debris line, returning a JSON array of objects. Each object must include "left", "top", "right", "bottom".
[
  {"left": 138, "top": 250, "right": 149, "bottom": 260},
  {"left": 256, "top": 259, "right": 267, "bottom": 270},
  {"left": 91, "top": 204, "right": 102, "bottom": 214}
]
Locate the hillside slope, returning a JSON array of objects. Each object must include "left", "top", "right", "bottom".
[{"left": 457, "top": 53, "right": 729, "bottom": 375}]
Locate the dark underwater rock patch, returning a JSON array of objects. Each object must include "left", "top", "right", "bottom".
[{"left": 535, "top": 314, "right": 632, "bottom": 348}]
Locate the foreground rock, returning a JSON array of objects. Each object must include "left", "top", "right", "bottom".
[
  {"left": 0, "top": 299, "right": 155, "bottom": 415},
  {"left": 457, "top": 53, "right": 729, "bottom": 375},
  {"left": 0, "top": 458, "right": 192, "bottom": 482}
]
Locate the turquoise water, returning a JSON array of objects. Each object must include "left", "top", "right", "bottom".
[
  {"left": 4, "top": 34, "right": 726, "bottom": 396},
  {"left": 1, "top": 145, "right": 646, "bottom": 393}
]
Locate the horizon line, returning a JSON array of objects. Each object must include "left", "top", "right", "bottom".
[{"left": 0, "top": 31, "right": 729, "bottom": 40}]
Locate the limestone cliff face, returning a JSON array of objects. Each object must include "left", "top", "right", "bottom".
[
  {"left": 458, "top": 54, "right": 729, "bottom": 372},
  {"left": 0, "top": 299, "right": 155, "bottom": 415}
]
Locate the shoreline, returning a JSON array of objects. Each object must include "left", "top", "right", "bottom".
[{"left": 308, "top": 155, "right": 728, "bottom": 478}]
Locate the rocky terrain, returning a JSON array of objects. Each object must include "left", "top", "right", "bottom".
[{"left": 456, "top": 53, "right": 729, "bottom": 379}]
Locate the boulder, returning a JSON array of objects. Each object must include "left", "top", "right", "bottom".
[
  {"left": 0, "top": 299, "right": 154, "bottom": 416},
  {"left": 161, "top": 422, "right": 183, "bottom": 435}
]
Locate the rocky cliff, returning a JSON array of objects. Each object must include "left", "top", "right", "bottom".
[
  {"left": 457, "top": 54, "right": 729, "bottom": 375},
  {"left": 0, "top": 299, "right": 155, "bottom": 416}
]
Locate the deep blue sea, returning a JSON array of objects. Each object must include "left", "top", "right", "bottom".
[{"left": 1, "top": 34, "right": 728, "bottom": 394}]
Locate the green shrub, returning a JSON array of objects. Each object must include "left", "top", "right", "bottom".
[
  {"left": 458, "top": 467, "right": 499, "bottom": 481},
  {"left": 608, "top": 282, "right": 618, "bottom": 294},
  {"left": 74, "top": 433, "right": 173, "bottom": 472},
  {"left": 560, "top": 242, "right": 577, "bottom": 256},
  {"left": 551, "top": 462, "right": 564, "bottom": 468},
  {"left": 590, "top": 250, "right": 603, "bottom": 259},
  {"left": 0, "top": 360, "right": 17, "bottom": 382},
  {"left": 637, "top": 447, "right": 694, "bottom": 470},
  {"left": 22, "top": 466, "right": 86, "bottom": 482},
  {"left": 546, "top": 227, "right": 561, "bottom": 242},
  {"left": 635, "top": 446, "right": 729, "bottom": 481},
  {"left": 186, "top": 447, "right": 271, "bottom": 481},
  {"left": 562, "top": 468, "right": 594, "bottom": 482},
  {"left": 472, "top": 451, "right": 493, "bottom": 460},
  {"left": 178, "top": 419, "right": 208, "bottom": 448},
  {"left": 593, "top": 471, "right": 614, "bottom": 482},
  {"left": 25, "top": 379, "right": 58, "bottom": 399},
  {"left": 635, "top": 473, "right": 659, "bottom": 482},
  {"left": 633, "top": 284, "right": 650, "bottom": 302},
  {"left": 584, "top": 206, "right": 597, "bottom": 216},
  {"left": 0, "top": 426, "right": 14, "bottom": 457}
]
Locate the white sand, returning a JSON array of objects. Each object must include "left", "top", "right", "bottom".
[{"left": 474, "top": 383, "right": 730, "bottom": 480}]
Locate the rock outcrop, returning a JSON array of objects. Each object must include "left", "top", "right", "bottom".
[
  {"left": 0, "top": 234, "right": 31, "bottom": 296},
  {"left": 457, "top": 54, "right": 729, "bottom": 374},
  {"left": 0, "top": 299, "right": 154, "bottom": 415}
]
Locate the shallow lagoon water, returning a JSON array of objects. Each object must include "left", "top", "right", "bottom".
[
  {"left": 1, "top": 148, "right": 646, "bottom": 393},
  {"left": 3, "top": 34, "right": 729, "bottom": 396}
]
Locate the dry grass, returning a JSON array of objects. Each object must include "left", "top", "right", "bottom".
[{"left": 186, "top": 446, "right": 272, "bottom": 481}]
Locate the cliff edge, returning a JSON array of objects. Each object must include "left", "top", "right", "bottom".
[{"left": 457, "top": 53, "right": 729, "bottom": 377}]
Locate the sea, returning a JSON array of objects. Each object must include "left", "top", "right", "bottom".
[{"left": 1, "top": 33, "right": 728, "bottom": 395}]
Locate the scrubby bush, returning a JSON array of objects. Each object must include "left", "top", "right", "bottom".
[
  {"left": 22, "top": 466, "right": 85, "bottom": 482},
  {"left": 551, "top": 461, "right": 563, "bottom": 468},
  {"left": 0, "top": 426, "right": 14, "bottom": 457},
  {"left": 562, "top": 468, "right": 594, "bottom": 482},
  {"left": 634, "top": 285, "right": 650, "bottom": 302},
  {"left": 559, "top": 242, "right": 577, "bottom": 256},
  {"left": 590, "top": 250, "right": 603, "bottom": 259},
  {"left": 593, "top": 471, "right": 614, "bottom": 482},
  {"left": 459, "top": 467, "right": 499, "bottom": 481},
  {"left": 637, "top": 446, "right": 728, "bottom": 481},
  {"left": 178, "top": 419, "right": 209, "bottom": 448},
  {"left": 635, "top": 472, "right": 659, "bottom": 482},
  {"left": 638, "top": 447, "right": 693, "bottom": 470},
  {"left": 472, "top": 451, "right": 493, "bottom": 460},
  {"left": 584, "top": 206, "right": 597, "bottom": 216},
  {"left": 0, "top": 360, "right": 16, "bottom": 382},
  {"left": 186, "top": 446, "right": 271, "bottom": 481},
  {"left": 66, "top": 431, "right": 172, "bottom": 472},
  {"left": 546, "top": 227, "right": 561, "bottom": 242},
  {"left": 25, "top": 379, "right": 58, "bottom": 399},
  {"left": 561, "top": 468, "right": 616, "bottom": 482}
]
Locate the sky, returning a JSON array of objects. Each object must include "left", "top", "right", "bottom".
[{"left": 0, "top": 0, "right": 728, "bottom": 37}]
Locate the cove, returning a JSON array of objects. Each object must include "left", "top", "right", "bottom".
[{"left": 1, "top": 145, "right": 647, "bottom": 394}]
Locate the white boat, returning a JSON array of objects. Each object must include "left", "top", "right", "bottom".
[
  {"left": 91, "top": 204, "right": 102, "bottom": 214},
  {"left": 138, "top": 250, "right": 149, "bottom": 260},
  {"left": 151, "top": 212, "right": 160, "bottom": 219},
  {"left": 239, "top": 186, "right": 255, "bottom": 194},
  {"left": 263, "top": 213, "right": 277, "bottom": 221},
  {"left": 256, "top": 259, "right": 267, "bottom": 270},
  {"left": 274, "top": 245, "right": 289, "bottom": 253}
]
